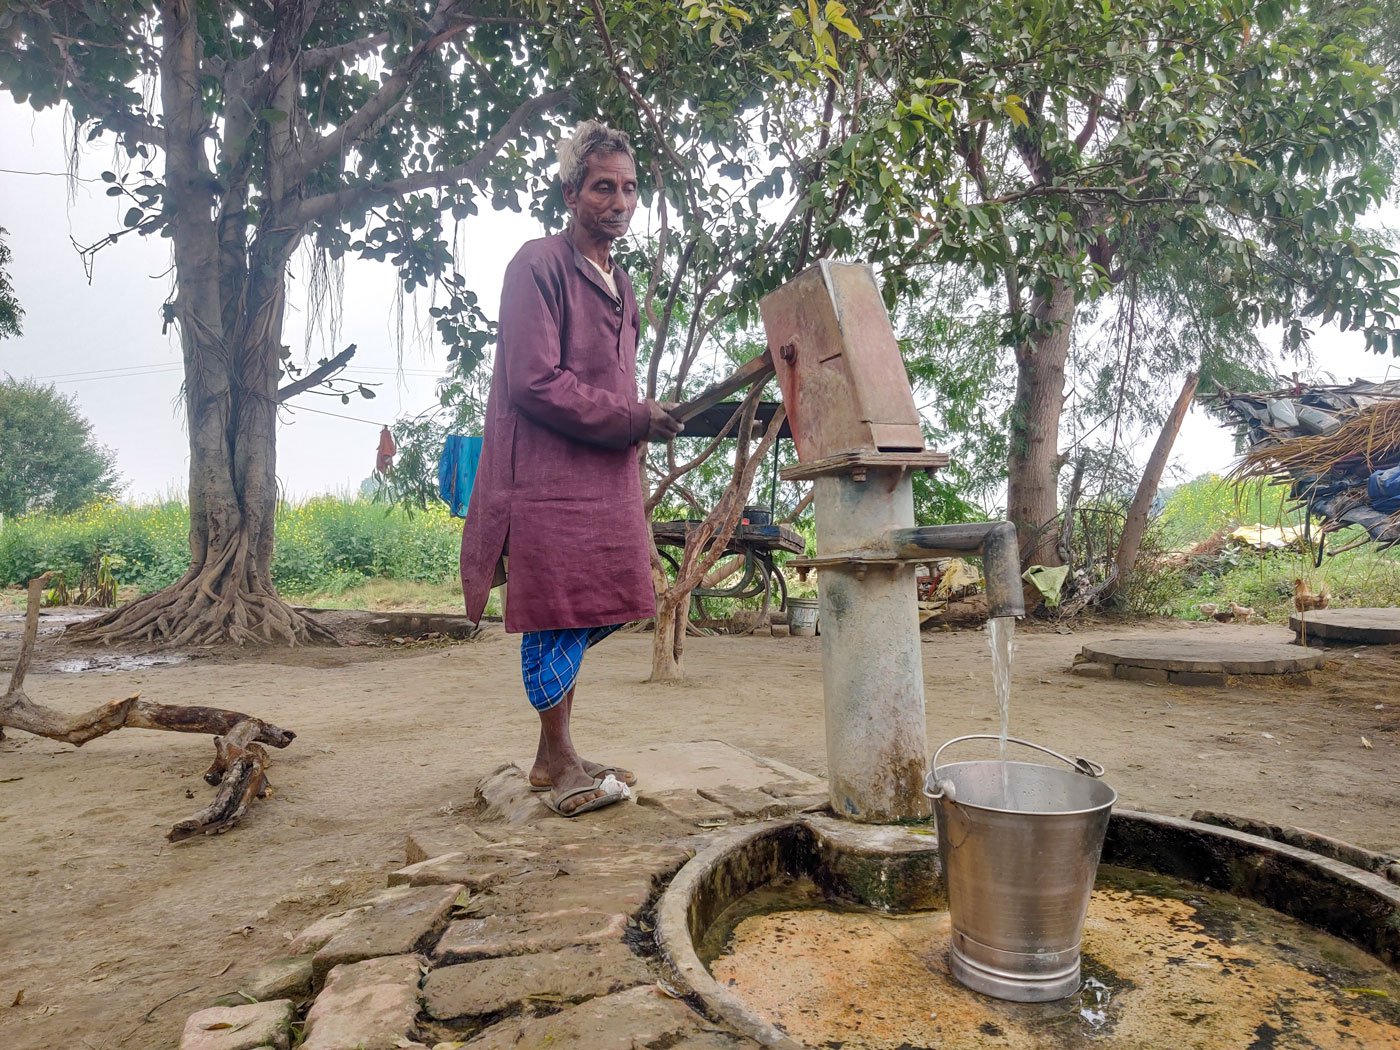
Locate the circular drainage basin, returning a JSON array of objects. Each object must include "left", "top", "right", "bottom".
[
  {"left": 706, "top": 868, "right": 1400, "bottom": 1048},
  {"left": 657, "top": 814, "right": 1400, "bottom": 1049}
]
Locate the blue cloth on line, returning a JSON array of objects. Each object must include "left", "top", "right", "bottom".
[
  {"left": 438, "top": 434, "right": 484, "bottom": 518},
  {"left": 520, "top": 624, "right": 623, "bottom": 712}
]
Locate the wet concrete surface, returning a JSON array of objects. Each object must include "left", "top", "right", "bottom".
[{"left": 708, "top": 867, "right": 1400, "bottom": 1048}]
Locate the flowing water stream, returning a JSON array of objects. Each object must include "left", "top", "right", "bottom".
[{"left": 988, "top": 614, "right": 1016, "bottom": 806}]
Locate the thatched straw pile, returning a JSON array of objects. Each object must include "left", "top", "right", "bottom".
[{"left": 1233, "top": 397, "right": 1400, "bottom": 485}]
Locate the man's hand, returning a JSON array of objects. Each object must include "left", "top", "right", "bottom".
[{"left": 645, "top": 399, "right": 684, "bottom": 442}]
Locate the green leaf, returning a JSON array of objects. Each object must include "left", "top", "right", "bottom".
[
  {"left": 825, "top": 1, "right": 862, "bottom": 39},
  {"left": 122, "top": 207, "right": 142, "bottom": 227}
]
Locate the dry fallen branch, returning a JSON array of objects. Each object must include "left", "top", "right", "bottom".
[
  {"left": 169, "top": 719, "right": 273, "bottom": 842},
  {"left": 2, "top": 575, "right": 295, "bottom": 840}
]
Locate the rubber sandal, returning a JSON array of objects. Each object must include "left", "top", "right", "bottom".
[
  {"left": 529, "top": 766, "right": 638, "bottom": 792},
  {"left": 543, "top": 774, "right": 630, "bottom": 818}
]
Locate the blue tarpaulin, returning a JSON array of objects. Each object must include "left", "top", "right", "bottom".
[{"left": 438, "top": 435, "right": 483, "bottom": 518}]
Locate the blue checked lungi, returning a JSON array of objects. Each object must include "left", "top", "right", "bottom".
[{"left": 520, "top": 624, "right": 623, "bottom": 712}]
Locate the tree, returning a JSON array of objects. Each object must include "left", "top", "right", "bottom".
[
  {"left": 1, "top": 1, "right": 588, "bottom": 645},
  {"left": 0, "top": 226, "right": 21, "bottom": 339},
  {"left": 808, "top": 0, "right": 1400, "bottom": 566},
  {"left": 0, "top": 378, "right": 120, "bottom": 516}
]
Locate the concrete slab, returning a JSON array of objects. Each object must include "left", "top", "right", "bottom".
[
  {"left": 1080, "top": 636, "right": 1325, "bottom": 675},
  {"left": 1290, "top": 607, "right": 1400, "bottom": 644},
  {"left": 628, "top": 740, "right": 823, "bottom": 794}
]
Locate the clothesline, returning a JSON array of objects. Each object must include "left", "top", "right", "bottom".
[{"left": 282, "top": 402, "right": 390, "bottom": 427}]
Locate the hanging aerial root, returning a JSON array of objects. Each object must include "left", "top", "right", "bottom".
[{"left": 3, "top": 575, "right": 295, "bottom": 840}]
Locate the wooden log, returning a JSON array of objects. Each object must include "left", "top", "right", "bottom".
[
  {"left": 2, "top": 575, "right": 294, "bottom": 842},
  {"left": 170, "top": 720, "right": 272, "bottom": 842},
  {"left": 2, "top": 690, "right": 294, "bottom": 749}
]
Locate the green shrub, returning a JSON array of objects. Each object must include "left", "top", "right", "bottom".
[
  {"left": 1155, "top": 474, "right": 1300, "bottom": 550},
  {"left": 0, "top": 497, "right": 463, "bottom": 596}
]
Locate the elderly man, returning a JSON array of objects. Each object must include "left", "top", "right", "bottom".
[{"left": 460, "top": 121, "right": 682, "bottom": 817}]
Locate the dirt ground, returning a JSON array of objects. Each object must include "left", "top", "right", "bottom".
[{"left": 1, "top": 617, "right": 1396, "bottom": 1050}]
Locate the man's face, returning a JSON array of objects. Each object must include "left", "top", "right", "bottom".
[{"left": 563, "top": 152, "right": 638, "bottom": 245}]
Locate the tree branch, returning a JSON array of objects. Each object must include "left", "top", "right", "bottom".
[
  {"left": 584, "top": 0, "right": 702, "bottom": 218},
  {"left": 276, "top": 343, "right": 357, "bottom": 402},
  {"left": 51, "top": 37, "right": 165, "bottom": 148},
  {"left": 288, "top": 88, "right": 570, "bottom": 225},
  {"left": 1074, "top": 93, "right": 1101, "bottom": 151},
  {"left": 301, "top": 31, "right": 391, "bottom": 71},
  {"left": 288, "top": 0, "right": 472, "bottom": 185}
]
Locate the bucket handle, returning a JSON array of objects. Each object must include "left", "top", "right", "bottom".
[{"left": 924, "top": 734, "right": 1105, "bottom": 799}]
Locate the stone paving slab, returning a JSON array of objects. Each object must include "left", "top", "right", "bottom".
[
  {"left": 388, "top": 845, "right": 545, "bottom": 890},
  {"left": 313, "top": 883, "right": 462, "bottom": 981},
  {"left": 180, "top": 999, "right": 293, "bottom": 1050},
  {"left": 301, "top": 955, "right": 423, "bottom": 1050},
  {"left": 698, "top": 785, "right": 798, "bottom": 820},
  {"left": 229, "top": 955, "right": 313, "bottom": 1003},
  {"left": 183, "top": 752, "right": 811, "bottom": 1050},
  {"left": 475, "top": 764, "right": 549, "bottom": 824},
  {"left": 464, "top": 985, "right": 713, "bottom": 1049},
  {"left": 628, "top": 740, "right": 822, "bottom": 794},
  {"left": 474, "top": 867, "right": 654, "bottom": 918},
  {"left": 1080, "top": 636, "right": 1326, "bottom": 674},
  {"left": 640, "top": 789, "right": 738, "bottom": 825},
  {"left": 423, "top": 941, "right": 652, "bottom": 1020},
  {"left": 289, "top": 903, "right": 373, "bottom": 954},
  {"left": 434, "top": 907, "right": 629, "bottom": 963},
  {"left": 405, "top": 825, "right": 493, "bottom": 865}
]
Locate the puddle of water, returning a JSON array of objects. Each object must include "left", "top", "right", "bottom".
[
  {"left": 706, "top": 866, "right": 1400, "bottom": 1048},
  {"left": 48, "top": 654, "right": 188, "bottom": 674}
]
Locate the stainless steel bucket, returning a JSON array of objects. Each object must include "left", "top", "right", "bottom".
[{"left": 923, "top": 735, "right": 1116, "bottom": 1003}]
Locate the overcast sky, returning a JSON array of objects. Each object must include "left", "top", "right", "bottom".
[
  {"left": 2, "top": 95, "right": 1396, "bottom": 503},
  {"left": 1, "top": 97, "right": 536, "bottom": 501}
]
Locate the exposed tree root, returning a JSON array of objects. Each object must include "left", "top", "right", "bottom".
[
  {"left": 64, "top": 559, "right": 336, "bottom": 648},
  {"left": 4, "top": 575, "right": 295, "bottom": 840}
]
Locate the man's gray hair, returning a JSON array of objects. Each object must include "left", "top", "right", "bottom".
[{"left": 558, "top": 120, "right": 634, "bottom": 193}]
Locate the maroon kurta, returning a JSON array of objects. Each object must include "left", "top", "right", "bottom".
[{"left": 459, "top": 233, "right": 656, "bottom": 632}]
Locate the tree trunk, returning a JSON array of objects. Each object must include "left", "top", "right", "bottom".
[
  {"left": 647, "top": 396, "right": 785, "bottom": 681},
  {"left": 650, "top": 589, "right": 689, "bottom": 681},
  {"left": 1006, "top": 279, "right": 1076, "bottom": 568},
  {"left": 67, "top": 235, "right": 330, "bottom": 646},
  {"left": 1107, "top": 371, "right": 1199, "bottom": 602}
]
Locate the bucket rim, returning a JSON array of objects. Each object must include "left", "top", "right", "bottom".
[{"left": 927, "top": 759, "right": 1118, "bottom": 816}]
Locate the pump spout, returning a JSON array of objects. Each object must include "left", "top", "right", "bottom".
[{"left": 887, "top": 521, "right": 1026, "bottom": 619}]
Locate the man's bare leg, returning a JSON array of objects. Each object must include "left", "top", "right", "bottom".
[
  {"left": 530, "top": 688, "right": 636, "bottom": 788},
  {"left": 531, "top": 688, "right": 574, "bottom": 780},
  {"left": 537, "top": 697, "right": 605, "bottom": 814}
]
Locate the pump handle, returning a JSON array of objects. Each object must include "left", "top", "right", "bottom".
[{"left": 671, "top": 350, "right": 776, "bottom": 424}]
